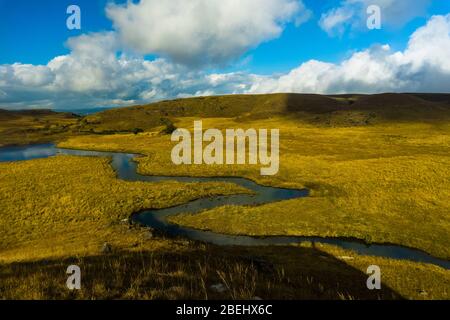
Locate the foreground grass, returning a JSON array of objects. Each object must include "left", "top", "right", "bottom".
[
  {"left": 1, "top": 242, "right": 449, "bottom": 300},
  {"left": 60, "top": 116, "right": 450, "bottom": 260}
]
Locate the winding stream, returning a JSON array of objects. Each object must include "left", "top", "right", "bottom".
[{"left": 1, "top": 143, "right": 449, "bottom": 269}]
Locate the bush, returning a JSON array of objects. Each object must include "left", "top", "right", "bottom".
[
  {"left": 160, "top": 118, "right": 177, "bottom": 135},
  {"left": 132, "top": 128, "right": 144, "bottom": 135}
]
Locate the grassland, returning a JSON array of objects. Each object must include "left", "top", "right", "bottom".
[
  {"left": 60, "top": 116, "right": 450, "bottom": 260},
  {"left": 1, "top": 93, "right": 450, "bottom": 299},
  {"left": 76, "top": 93, "right": 450, "bottom": 133},
  {"left": 0, "top": 109, "right": 80, "bottom": 147},
  {"left": 2, "top": 242, "right": 449, "bottom": 300},
  {"left": 3, "top": 154, "right": 448, "bottom": 299},
  {"left": 0, "top": 155, "right": 249, "bottom": 262}
]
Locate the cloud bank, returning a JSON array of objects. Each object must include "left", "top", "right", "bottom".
[
  {"left": 0, "top": 31, "right": 257, "bottom": 110},
  {"left": 251, "top": 14, "right": 450, "bottom": 94},
  {"left": 1, "top": 13, "right": 449, "bottom": 110}
]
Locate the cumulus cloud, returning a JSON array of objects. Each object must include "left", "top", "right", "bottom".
[
  {"left": 1, "top": 14, "right": 450, "bottom": 110},
  {"left": 319, "top": 0, "right": 431, "bottom": 36},
  {"left": 106, "top": 0, "right": 311, "bottom": 66},
  {"left": 249, "top": 14, "right": 450, "bottom": 94},
  {"left": 0, "top": 64, "right": 54, "bottom": 87},
  {"left": 0, "top": 32, "right": 257, "bottom": 110}
]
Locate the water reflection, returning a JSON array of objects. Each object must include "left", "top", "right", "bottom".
[{"left": 0, "top": 144, "right": 56, "bottom": 162}]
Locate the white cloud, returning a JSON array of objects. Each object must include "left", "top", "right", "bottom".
[
  {"left": 319, "top": 6, "right": 354, "bottom": 36},
  {"left": 47, "top": 32, "right": 120, "bottom": 92},
  {"left": 249, "top": 14, "right": 450, "bottom": 94},
  {"left": 1, "top": 14, "right": 450, "bottom": 110},
  {"left": 106, "top": 0, "right": 310, "bottom": 66},
  {"left": 320, "top": 0, "right": 431, "bottom": 36},
  {"left": 0, "top": 32, "right": 256, "bottom": 110},
  {"left": 402, "top": 15, "right": 450, "bottom": 73},
  {"left": 0, "top": 64, "right": 54, "bottom": 87}
]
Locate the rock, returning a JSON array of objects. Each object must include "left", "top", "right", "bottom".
[
  {"left": 144, "top": 231, "right": 153, "bottom": 240},
  {"left": 101, "top": 242, "right": 112, "bottom": 254},
  {"left": 419, "top": 290, "right": 428, "bottom": 296},
  {"left": 210, "top": 283, "right": 227, "bottom": 293},
  {"left": 338, "top": 256, "right": 354, "bottom": 260}
]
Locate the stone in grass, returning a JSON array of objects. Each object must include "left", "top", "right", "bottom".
[
  {"left": 101, "top": 242, "right": 113, "bottom": 254},
  {"left": 338, "top": 256, "right": 354, "bottom": 261},
  {"left": 419, "top": 290, "right": 428, "bottom": 296},
  {"left": 144, "top": 231, "right": 153, "bottom": 240},
  {"left": 120, "top": 218, "right": 131, "bottom": 225},
  {"left": 210, "top": 283, "right": 227, "bottom": 293}
]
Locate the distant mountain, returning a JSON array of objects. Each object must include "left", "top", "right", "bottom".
[{"left": 56, "top": 107, "right": 115, "bottom": 116}]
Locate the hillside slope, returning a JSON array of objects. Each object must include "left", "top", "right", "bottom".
[
  {"left": 2, "top": 93, "right": 449, "bottom": 141},
  {"left": 0, "top": 109, "right": 79, "bottom": 147},
  {"left": 79, "top": 93, "right": 450, "bottom": 133}
]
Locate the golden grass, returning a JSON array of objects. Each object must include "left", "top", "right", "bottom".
[
  {"left": 2, "top": 101, "right": 449, "bottom": 299},
  {"left": 1, "top": 242, "right": 448, "bottom": 300},
  {"left": 0, "top": 155, "right": 248, "bottom": 262},
  {"left": 0, "top": 110, "right": 79, "bottom": 147},
  {"left": 2, "top": 153, "right": 446, "bottom": 299},
  {"left": 60, "top": 117, "right": 450, "bottom": 259},
  {"left": 1, "top": 242, "right": 449, "bottom": 300}
]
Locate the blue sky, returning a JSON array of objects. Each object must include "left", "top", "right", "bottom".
[
  {"left": 0, "top": 0, "right": 114, "bottom": 65},
  {"left": 245, "top": 0, "right": 450, "bottom": 74},
  {"left": 1, "top": 0, "right": 450, "bottom": 110},
  {"left": 2, "top": 0, "right": 449, "bottom": 71}
]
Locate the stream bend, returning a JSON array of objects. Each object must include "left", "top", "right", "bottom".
[{"left": 1, "top": 143, "right": 449, "bottom": 270}]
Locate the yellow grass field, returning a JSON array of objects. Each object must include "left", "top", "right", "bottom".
[
  {"left": 1, "top": 94, "right": 449, "bottom": 300},
  {"left": 3, "top": 153, "right": 448, "bottom": 299},
  {"left": 0, "top": 155, "right": 248, "bottom": 262},
  {"left": 60, "top": 116, "right": 450, "bottom": 259},
  {"left": 0, "top": 109, "right": 80, "bottom": 147}
]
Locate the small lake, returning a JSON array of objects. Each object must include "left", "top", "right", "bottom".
[{"left": 1, "top": 143, "right": 449, "bottom": 269}]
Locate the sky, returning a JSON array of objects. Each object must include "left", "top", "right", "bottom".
[{"left": 0, "top": 0, "right": 449, "bottom": 110}]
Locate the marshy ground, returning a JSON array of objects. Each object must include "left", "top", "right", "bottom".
[{"left": 1, "top": 93, "right": 449, "bottom": 299}]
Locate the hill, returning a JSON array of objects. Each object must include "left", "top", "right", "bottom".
[
  {"left": 0, "top": 109, "right": 79, "bottom": 147},
  {"left": 79, "top": 93, "right": 450, "bottom": 132},
  {"left": 78, "top": 94, "right": 340, "bottom": 132},
  {"left": 0, "top": 109, "right": 78, "bottom": 121},
  {"left": 2, "top": 93, "right": 450, "bottom": 142}
]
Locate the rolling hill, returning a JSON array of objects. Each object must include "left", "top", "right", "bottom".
[
  {"left": 78, "top": 93, "right": 450, "bottom": 133},
  {"left": 1, "top": 93, "right": 450, "bottom": 143},
  {"left": 0, "top": 109, "right": 79, "bottom": 147}
]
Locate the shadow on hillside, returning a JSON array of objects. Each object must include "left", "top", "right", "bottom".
[
  {"left": 285, "top": 93, "right": 450, "bottom": 125},
  {"left": 0, "top": 243, "right": 403, "bottom": 300}
]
